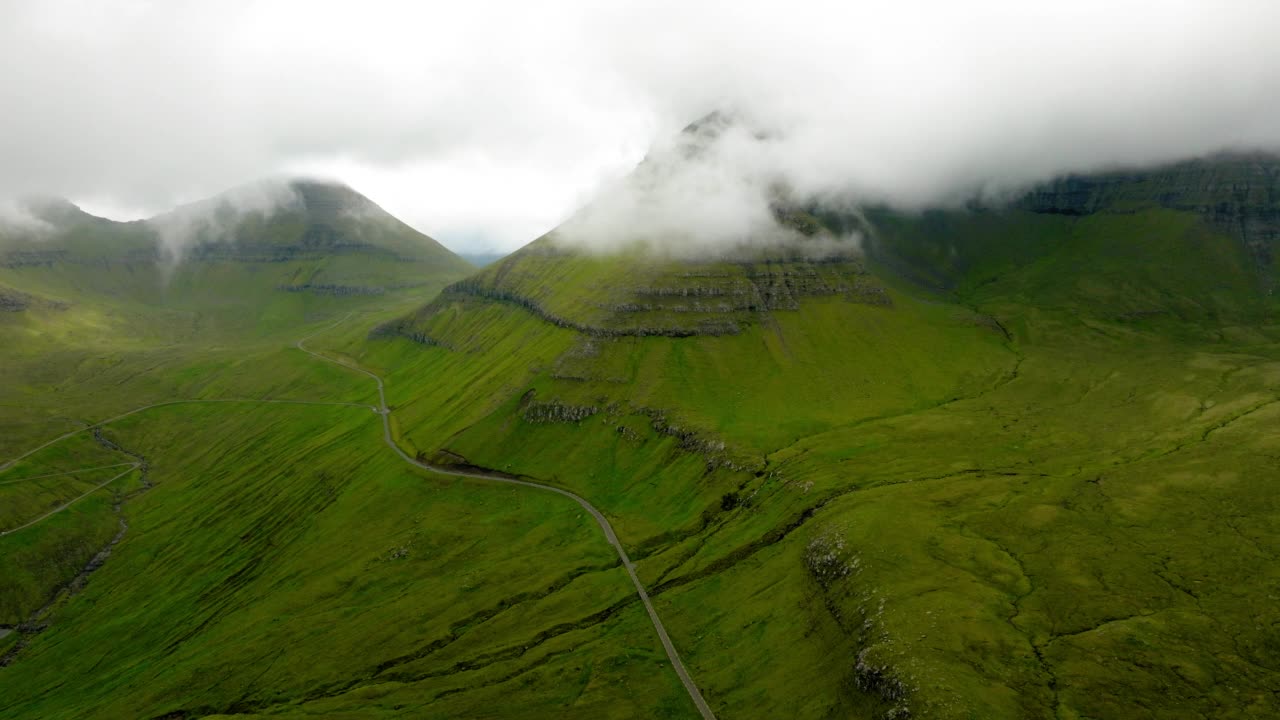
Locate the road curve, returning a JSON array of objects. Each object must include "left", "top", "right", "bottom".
[
  {"left": 0, "top": 318, "right": 718, "bottom": 719},
  {"left": 295, "top": 320, "right": 719, "bottom": 720}
]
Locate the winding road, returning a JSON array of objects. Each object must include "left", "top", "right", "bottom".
[
  {"left": 293, "top": 321, "right": 718, "bottom": 720},
  {"left": 1, "top": 315, "right": 718, "bottom": 720}
]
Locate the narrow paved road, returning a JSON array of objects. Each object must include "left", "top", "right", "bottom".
[
  {"left": 295, "top": 320, "right": 719, "bottom": 720},
  {"left": 1, "top": 316, "right": 718, "bottom": 719}
]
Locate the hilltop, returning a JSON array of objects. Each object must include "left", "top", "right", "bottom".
[{"left": 0, "top": 179, "right": 471, "bottom": 305}]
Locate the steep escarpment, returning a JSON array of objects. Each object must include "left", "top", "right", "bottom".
[
  {"left": 382, "top": 232, "right": 884, "bottom": 342},
  {"left": 1018, "top": 154, "right": 1280, "bottom": 287},
  {"left": 859, "top": 155, "right": 1280, "bottom": 322}
]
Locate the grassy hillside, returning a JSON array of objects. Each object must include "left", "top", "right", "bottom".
[
  {"left": 4, "top": 156, "right": 1280, "bottom": 719},
  {"left": 0, "top": 402, "right": 695, "bottom": 719},
  {"left": 0, "top": 181, "right": 472, "bottom": 645},
  {"left": 328, "top": 157, "right": 1280, "bottom": 718},
  {"left": 0, "top": 179, "right": 471, "bottom": 445}
]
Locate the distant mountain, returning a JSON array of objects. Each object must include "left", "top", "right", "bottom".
[
  {"left": 148, "top": 179, "right": 470, "bottom": 265},
  {"left": 0, "top": 179, "right": 472, "bottom": 320},
  {"left": 457, "top": 251, "right": 508, "bottom": 268},
  {"left": 1018, "top": 153, "right": 1280, "bottom": 276}
]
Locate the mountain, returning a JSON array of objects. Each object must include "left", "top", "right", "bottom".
[
  {"left": 0, "top": 178, "right": 472, "bottom": 441},
  {"left": 343, "top": 148, "right": 1280, "bottom": 718},
  {"left": 5, "top": 147, "right": 1280, "bottom": 720},
  {"left": 0, "top": 179, "right": 471, "bottom": 310},
  {"left": 864, "top": 154, "right": 1280, "bottom": 319},
  {"left": 0, "top": 180, "right": 472, "bottom": 653},
  {"left": 152, "top": 179, "right": 467, "bottom": 264},
  {"left": 0, "top": 179, "right": 471, "bottom": 431},
  {"left": 457, "top": 251, "right": 508, "bottom": 267}
]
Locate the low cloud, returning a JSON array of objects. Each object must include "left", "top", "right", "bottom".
[
  {"left": 556, "top": 113, "right": 874, "bottom": 256},
  {"left": 1, "top": 1, "right": 1280, "bottom": 253},
  {"left": 147, "top": 178, "right": 301, "bottom": 265},
  {"left": 0, "top": 199, "right": 54, "bottom": 237},
  {"left": 556, "top": 117, "right": 783, "bottom": 254},
  {"left": 556, "top": 0, "right": 1280, "bottom": 253}
]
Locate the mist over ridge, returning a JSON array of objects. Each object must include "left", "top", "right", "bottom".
[{"left": 1, "top": 1, "right": 1279, "bottom": 252}]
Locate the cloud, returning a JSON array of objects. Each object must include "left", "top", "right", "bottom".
[
  {"left": 553, "top": 0, "right": 1280, "bottom": 253},
  {"left": 147, "top": 178, "right": 301, "bottom": 265},
  {"left": 1, "top": 1, "right": 1279, "bottom": 252},
  {"left": 556, "top": 118, "right": 785, "bottom": 254},
  {"left": 0, "top": 199, "right": 54, "bottom": 237},
  {"left": 553, "top": 114, "right": 866, "bottom": 257}
]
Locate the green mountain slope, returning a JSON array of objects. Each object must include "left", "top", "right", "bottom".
[
  {"left": 0, "top": 181, "right": 472, "bottom": 647},
  {"left": 866, "top": 154, "right": 1280, "bottom": 321},
  {"left": 4, "top": 151, "right": 1280, "bottom": 720},
  {"left": 0, "top": 180, "right": 471, "bottom": 315},
  {"left": 0, "top": 180, "right": 472, "bottom": 435},
  {"left": 336, "top": 154, "right": 1280, "bottom": 718}
]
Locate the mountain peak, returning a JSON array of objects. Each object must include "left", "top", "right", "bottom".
[
  {"left": 137, "top": 177, "right": 469, "bottom": 269},
  {"left": 285, "top": 178, "right": 385, "bottom": 222},
  {"left": 14, "top": 194, "right": 95, "bottom": 226},
  {"left": 150, "top": 177, "right": 393, "bottom": 229},
  {"left": 680, "top": 109, "right": 735, "bottom": 138}
]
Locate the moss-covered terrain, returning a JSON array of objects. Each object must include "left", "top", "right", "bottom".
[{"left": 4, "top": 156, "right": 1280, "bottom": 719}]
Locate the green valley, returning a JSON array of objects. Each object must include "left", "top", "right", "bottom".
[{"left": 3, "top": 153, "right": 1280, "bottom": 720}]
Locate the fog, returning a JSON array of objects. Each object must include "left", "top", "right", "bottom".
[
  {"left": 0, "top": 200, "right": 54, "bottom": 236},
  {"left": 147, "top": 178, "right": 303, "bottom": 265},
  {"left": 2, "top": 1, "right": 1279, "bottom": 252}
]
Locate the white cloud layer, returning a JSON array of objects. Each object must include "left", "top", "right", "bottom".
[
  {"left": 2, "top": 0, "right": 1279, "bottom": 252},
  {"left": 146, "top": 178, "right": 302, "bottom": 265}
]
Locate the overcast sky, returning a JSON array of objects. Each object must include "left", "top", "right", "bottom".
[{"left": 3, "top": 1, "right": 1280, "bottom": 253}]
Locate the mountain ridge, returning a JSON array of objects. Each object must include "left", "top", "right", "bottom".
[
  {"left": 4, "top": 178, "right": 465, "bottom": 266},
  {"left": 339, "top": 141, "right": 1280, "bottom": 719},
  {"left": 6, "top": 126, "right": 1280, "bottom": 719},
  {"left": 0, "top": 178, "right": 471, "bottom": 316}
]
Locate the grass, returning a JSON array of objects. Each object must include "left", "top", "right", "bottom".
[
  {"left": 0, "top": 196, "right": 472, "bottom": 634},
  {"left": 323, "top": 204, "right": 1280, "bottom": 717},
  {"left": 3, "top": 191, "right": 1280, "bottom": 718},
  {"left": 0, "top": 403, "right": 695, "bottom": 719}
]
